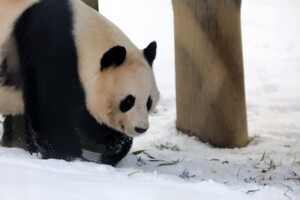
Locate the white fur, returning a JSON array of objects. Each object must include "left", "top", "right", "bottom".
[{"left": 0, "top": 85, "right": 24, "bottom": 115}]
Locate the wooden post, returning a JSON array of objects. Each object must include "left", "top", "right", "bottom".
[
  {"left": 172, "top": 0, "right": 249, "bottom": 148},
  {"left": 82, "top": 0, "right": 98, "bottom": 10}
]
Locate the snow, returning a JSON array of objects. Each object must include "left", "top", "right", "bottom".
[{"left": 1, "top": 0, "right": 300, "bottom": 199}]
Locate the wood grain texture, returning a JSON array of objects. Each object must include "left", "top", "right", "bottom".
[{"left": 172, "top": 0, "right": 249, "bottom": 148}]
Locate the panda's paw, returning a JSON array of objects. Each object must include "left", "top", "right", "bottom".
[{"left": 100, "top": 134, "right": 133, "bottom": 166}]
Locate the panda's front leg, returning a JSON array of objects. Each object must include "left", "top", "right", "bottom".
[
  {"left": 76, "top": 107, "right": 133, "bottom": 166},
  {"left": 100, "top": 131, "right": 133, "bottom": 166}
]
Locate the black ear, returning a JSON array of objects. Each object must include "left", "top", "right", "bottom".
[
  {"left": 100, "top": 46, "right": 126, "bottom": 71},
  {"left": 143, "top": 41, "right": 157, "bottom": 67}
]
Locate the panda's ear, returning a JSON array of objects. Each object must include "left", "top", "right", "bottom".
[
  {"left": 144, "top": 41, "right": 157, "bottom": 67},
  {"left": 100, "top": 46, "right": 126, "bottom": 71}
]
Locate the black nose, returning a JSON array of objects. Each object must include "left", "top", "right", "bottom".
[{"left": 134, "top": 127, "right": 148, "bottom": 134}]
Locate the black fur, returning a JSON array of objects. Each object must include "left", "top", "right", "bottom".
[
  {"left": 100, "top": 46, "right": 126, "bottom": 71},
  {"left": 100, "top": 133, "right": 132, "bottom": 166},
  {"left": 1, "top": 115, "right": 13, "bottom": 148},
  {"left": 0, "top": 58, "right": 22, "bottom": 88},
  {"left": 1, "top": 115, "right": 36, "bottom": 153},
  {"left": 0, "top": 58, "right": 9, "bottom": 84},
  {"left": 119, "top": 95, "right": 135, "bottom": 113},
  {"left": 146, "top": 96, "right": 152, "bottom": 111},
  {"left": 12, "top": 0, "right": 132, "bottom": 165},
  {"left": 144, "top": 41, "right": 157, "bottom": 66},
  {"left": 76, "top": 108, "right": 133, "bottom": 166}
]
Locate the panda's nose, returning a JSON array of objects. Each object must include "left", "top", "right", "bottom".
[{"left": 134, "top": 127, "right": 148, "bottom": 134}]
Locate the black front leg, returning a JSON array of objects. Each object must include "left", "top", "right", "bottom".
[
  {"left": 76, "top": 108, "right": 133, "bottom": 166},
  {"left": 100, "top": 132, "right": 133, "bottom": 166}
]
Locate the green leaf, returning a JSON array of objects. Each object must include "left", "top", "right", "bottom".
[
  {"left": 132, "top": 150, "right": 145, "bottom": 155},
  {"left": 211, "top": 170, "right": 217, "bottom": 174},
  {"left": 247, "top": 189, "right": 260, "bottom": 194},
  {"left": 222, "top": 161, "right": 229, "bottom": 164},
  {"left": 171, "top": 146, "right": 180, "bottom": 152},
  {"left": 148, "top": 159, "right": 164, "bottom": 162},
  {"left": 128, "top": 170, "right": 142, "bottom": 176},
  {"left": 260, "top": 151, "right": 266, "bottom": 161},
  {"left": 158, "top": 159, "right": 182, "bottom": 167},
  {"left": 209, "top": 159, "right": 219, "bottom": 162},
  {"left": 294, "top": 161, "right": 300, "bottom": 165},
  {"left": 143, "top": 152, "right": 155, "bottom": 159},
  {"left": 155, "top": 143, "right": 180, "bottom": 151}
]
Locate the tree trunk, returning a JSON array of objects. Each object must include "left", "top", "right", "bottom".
[
  {"left": 172, "top": 0, "right": 249, "bottom": 148},
  {"left": 82, "top": 0, "right": 98, "bottom": 11}
]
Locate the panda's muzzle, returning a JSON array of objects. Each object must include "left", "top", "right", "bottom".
[{"left": 134, "top": 127, "right": 148, "bottom": 134}]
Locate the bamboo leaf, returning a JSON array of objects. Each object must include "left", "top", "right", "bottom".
[
  {"left": 132, "top": 150, "right": 145, "bottom": 155},
  {"left": 260, "top": 151, "right": 266, "bottom": 161},
  {"left": 143, "top": 152, "right": 155, "bottom": 159},
  {"left": 158, "top": 159, "right": 182, "bottom": 167},
  {"left": 128, "top": 170, "right": 142, "bottom": 176},
  {"left": 247, "top": 189, "right": 260, "bottom": 194},
  {"left": 155, "top": 143, "right": 180, "bottom": 151},
  {"left": 149, "top": 159, "right": 164, "bottom": 162}
]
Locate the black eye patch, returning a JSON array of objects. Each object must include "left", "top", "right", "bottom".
[
  {"left": 147, "top": 96, "right": 152, "bottom": 111},
  {"left": 120, "top": 95, "right": 135, "bottom": 113}
]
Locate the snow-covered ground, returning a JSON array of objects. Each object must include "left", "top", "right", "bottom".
[{"left": 1, "top": 0, "right": 299, "bottom": 199}]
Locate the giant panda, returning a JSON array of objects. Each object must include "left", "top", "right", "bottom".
[{"left": 0, "top": 0, "right": 160, "bottom": 166}]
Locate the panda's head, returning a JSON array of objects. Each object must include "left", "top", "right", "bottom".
[{"left": 87, "top": 42, "right": 159, "bottom": 137}]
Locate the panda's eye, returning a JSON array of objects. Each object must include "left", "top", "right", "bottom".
[
  {"left": 120, "top": 95, "right": 135, "bottom": 113},
  {"left": 147, "top": 96, "right": 152, "bottom": 111}
]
